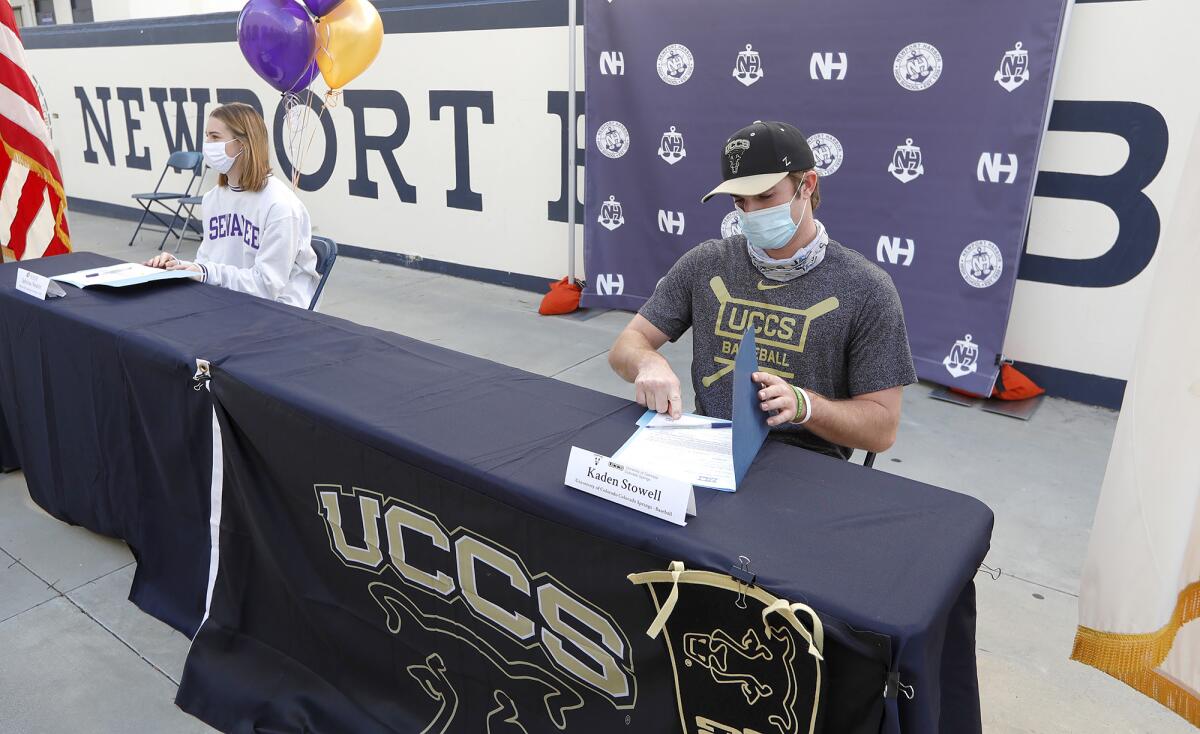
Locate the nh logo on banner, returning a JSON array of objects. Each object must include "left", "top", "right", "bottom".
[
  {"left": 599, "top": 195, "right": 625, "bottom": 231},
  {"left": 995, "top": 42, "right": 1030, "bottom": 92},
  {"left": 733, "top": 45, "right": 764, "bottom": 86},
  {"left": 888, "top": 138, "right": 924, "bottom": 183},
  {"left": 659, "top": 126, "right": 686, "bottom": 164},
  {"left": 658, "top": 210, "right": 685, "bottom": 235},
  {"left": 977, "top": 153, "right": 1019, "bottom": 183},
  {"left": 943, "top": 334, "right": 980, "bottom": 378},
  {"left": 877, "top": 236, "right": 915, "bottom": 266},
  {"left": 809, "top": 52, "right": 848, "bottom": 80},
  {"left": 600, "top": 51, "right": 625, "bottom": 76},
  {"left": 596, "top": 273, "right": 625, "bottom": 296}
]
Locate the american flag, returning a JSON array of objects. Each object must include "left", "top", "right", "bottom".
[{"left": 0, "top": 4, "right": 70, "bottom": 263}]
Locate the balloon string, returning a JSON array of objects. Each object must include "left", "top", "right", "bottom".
[
  {"left": 282, "top": 92, "right": 305, "bottom": 191},
  {"left": 316, "top": 20, "right": 342, "bottom": 108},
  {"left": 284, "top": 89, "right": 332, "bottom": 194},
  {"left": 297, "top": 89, "right": 325, "bottom": 187}
]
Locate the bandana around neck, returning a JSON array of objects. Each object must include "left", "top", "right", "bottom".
[{"left": 745, "top": 218, "right": 829, "bottom": 282}]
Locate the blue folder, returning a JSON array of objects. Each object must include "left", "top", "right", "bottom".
[{"left": 732, "top": 328, "right": 771, "bottom": 487}]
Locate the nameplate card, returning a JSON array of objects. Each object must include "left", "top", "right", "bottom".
[
  {"left": 16, "top": 269, "right": 65, "bottom": 300},
  {"left": 565, "top": 447, "right": 696, "bottom": 526}
]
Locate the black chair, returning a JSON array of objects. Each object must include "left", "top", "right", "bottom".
[
  {"left": 128, "top": 151, "right": 204, "bottom": 250},
  {"left": 169, "top": 167, "right": 210, "bottom": 253},
  {"left": 308, "top": 236, "right": 338, "bottom": 311},
  {"left": 170, "top": 193, "right": 205, "bottom": 253},
  {"left": 863, "top": 451, "right": 877, "bottom": 468}
]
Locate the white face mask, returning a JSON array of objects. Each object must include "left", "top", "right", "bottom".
[{"left": 203, "top": 139, "right": 241, "bottom": 174}]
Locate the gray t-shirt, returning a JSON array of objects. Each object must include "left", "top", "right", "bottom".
[{"left": 639, "top": 234, "right": 917, "bottom": 460}]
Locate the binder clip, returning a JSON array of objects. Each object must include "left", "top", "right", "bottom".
[
  {"left": 977, "top": 563, "right": 1002, "bottom": 581},
  {"left": 884, "top": 671, "right": 915, "bottom": 700},
  {"left": 731, "top": 555, "right": 755, "bottom": 610},
  {"left": 192, "top": 359, "right": 212, "bottom": 392}
]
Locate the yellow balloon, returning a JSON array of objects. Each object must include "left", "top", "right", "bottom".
[{"left": 315, "top": 0, "right": 383, "bottom": 90}]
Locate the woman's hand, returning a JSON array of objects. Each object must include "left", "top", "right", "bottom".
[
  {"left": 754, "top": 371, "right": 800, "bottom": 426},
  {"left": 167, "top": 261, "right": 204, "bottom": 281},
  {"left": 144, "top": 253, "right": 178, "bottom": 269}
]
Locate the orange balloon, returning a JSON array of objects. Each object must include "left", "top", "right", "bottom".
[{"left": 315, "top": 0, "right": 383, "bottom": 90}]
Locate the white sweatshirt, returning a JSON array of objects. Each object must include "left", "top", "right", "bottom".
[{"left": 194, "top": 176, "right": 320, "bottom": 308}]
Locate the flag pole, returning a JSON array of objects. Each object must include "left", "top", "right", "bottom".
[{"left": 566, "top": 0, "right": 578, "bottom": 285}]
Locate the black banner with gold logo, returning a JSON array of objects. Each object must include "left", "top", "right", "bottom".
[{"left": 178, "top": 372, "right": 897, "bottom": 733}]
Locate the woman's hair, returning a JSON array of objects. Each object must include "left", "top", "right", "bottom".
[
  {"left": 210, "top": 103, "right": 271, "bottom": 192},
  {"left": 787, "top": 170, "right": 821, "bottom": 211}
]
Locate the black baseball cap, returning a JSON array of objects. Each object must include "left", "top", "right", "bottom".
[{"left": 701, "top": 121, "right": 816, "bottom": 203}]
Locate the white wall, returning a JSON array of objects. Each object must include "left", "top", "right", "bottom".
[
  {"left": 91, "top": 0, "right": 245, "bottom": 23},
  {"left": 1004, "top": 0, "right": 1200, "bottom": 384},
  {"left": 28, "top": 24, "right": 583, "bottom": 282}
]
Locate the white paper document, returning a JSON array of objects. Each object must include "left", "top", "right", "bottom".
[
  {"left": 614, "top": 423, "right": 736, "bottom": 491},
  {"left": 50, "top": 263, "right": 198, "bottom": 289},
  {"left": 642, "top": 412, "right": 731, "bottom": 429}
]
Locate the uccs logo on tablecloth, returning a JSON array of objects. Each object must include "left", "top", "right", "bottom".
[{"left": 316, "top": 485, "right": 637, "bottom": 730}]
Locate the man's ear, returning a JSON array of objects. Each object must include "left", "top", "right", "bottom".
[{"left": 802, "top": 172, "right": 818, "bottom": 199}]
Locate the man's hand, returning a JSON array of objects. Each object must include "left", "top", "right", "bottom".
[
  {"left": 635, "top": 359, "right": 684, "bottom": 418},
  {"left": 754, "top": 371, "right": 801, "bottom": 426},
  {"left": 144, "top": 253, "right": 178, "bottom": 269},
  {"left": 610, "top": 314, "right": 684, "bottom": 418}
]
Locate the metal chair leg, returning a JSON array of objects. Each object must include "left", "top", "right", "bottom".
[
  {"left": 174, "top": 210, "right": 191, "bottom": 254},
  {"left": 128, "top": 201, "right": 152, "bottom": 246},
  {"left": 158, "top": 203, "right": 185, "bottom": 251},
  {"left": 175, "top": 206, "right": 199, "bottom": 254}
]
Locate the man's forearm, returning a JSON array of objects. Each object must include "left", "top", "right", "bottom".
[
  {"left": 609, "top": 331, "right": 667, "bottom": 383},
  {"left": 803, "top": 392, "right": 897, "bottom": 453}
]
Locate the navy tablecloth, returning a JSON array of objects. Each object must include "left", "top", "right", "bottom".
[{"left": 0, "top": 253, "right": 993, "bottom": 733}]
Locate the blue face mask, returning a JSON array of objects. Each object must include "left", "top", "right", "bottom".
[{"left": 737, "top": 185, "right": 804, "bottom": 251}]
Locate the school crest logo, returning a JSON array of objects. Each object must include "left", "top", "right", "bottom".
[
  {"left": 943, "top": 334, "right": 979, "bottom": 378},
  {"left": 733, "top": 44, "right": 764, "bottom": 86},
  {"left": 888, "top": 138, "right": 924, "bottom": 183},
  {"left": 724, "top": 138, "right": 750, "bottom": 175},
  {"left": 893, "top": 42, "right": 943, "bottom": 91},
  {"left": 806, "top": 133, "right": 843, "bottom": 177},
  {"left": 959, "top": 240, "right": 1003, "bottom": 288},
  {"left": 598, "top": 195, "right": 625, "bottom": 231},
  {"left": 659, "top": 126, "right": 687, "bottom": 165},
  {"left": 994, "top": 42, "right": 1030, "bottom": 92},
  {"left": 658, "top": 44, "right": 695, "bottom": 85},
  {"left": 720, "top": 210, "right": 743, "bottom": 239},
  {"left": 630, "top": 563, "right": 826, "bottom": 734},
  {"left": 595, "top": 120, "right": 630, "bottom": 159}
]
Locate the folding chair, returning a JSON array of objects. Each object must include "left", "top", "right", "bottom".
[
  {"left": 863, "top": 452, "right": 877, "bottom": 468},
  {"left": 308, "top": 236, "right": 338, "bottom": 311},
  {"left": 127, "top": 150, "right": 204, "bottom": 249},
  {"left": 171, "top": 167, "right": 211, "bottom": 255}
]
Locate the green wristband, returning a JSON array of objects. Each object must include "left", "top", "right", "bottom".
[{"left": 790, "top": 385, "right": 807, "bottom": 424}]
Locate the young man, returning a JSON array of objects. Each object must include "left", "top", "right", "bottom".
[{"left": 608, "top": 121, "right": 916, "bottom": 460}]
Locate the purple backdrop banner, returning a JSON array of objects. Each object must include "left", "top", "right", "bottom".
[{"left": 582, "top": 1, "right": 1070, "bottom": 396}]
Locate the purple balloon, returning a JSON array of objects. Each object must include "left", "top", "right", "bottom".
[
  {"left": 302, "top": 0, "right": 346, "bottom": 16},
  {"left": 237, "top": 0, "right": 318, "bottom": 95},
  {"left": 287, "top": 59, "right": 320, "bottom": 94}
]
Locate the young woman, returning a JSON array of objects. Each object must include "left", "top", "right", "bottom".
[{"left": 146, "top": 103, "right": 319, "bottom": 308}]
